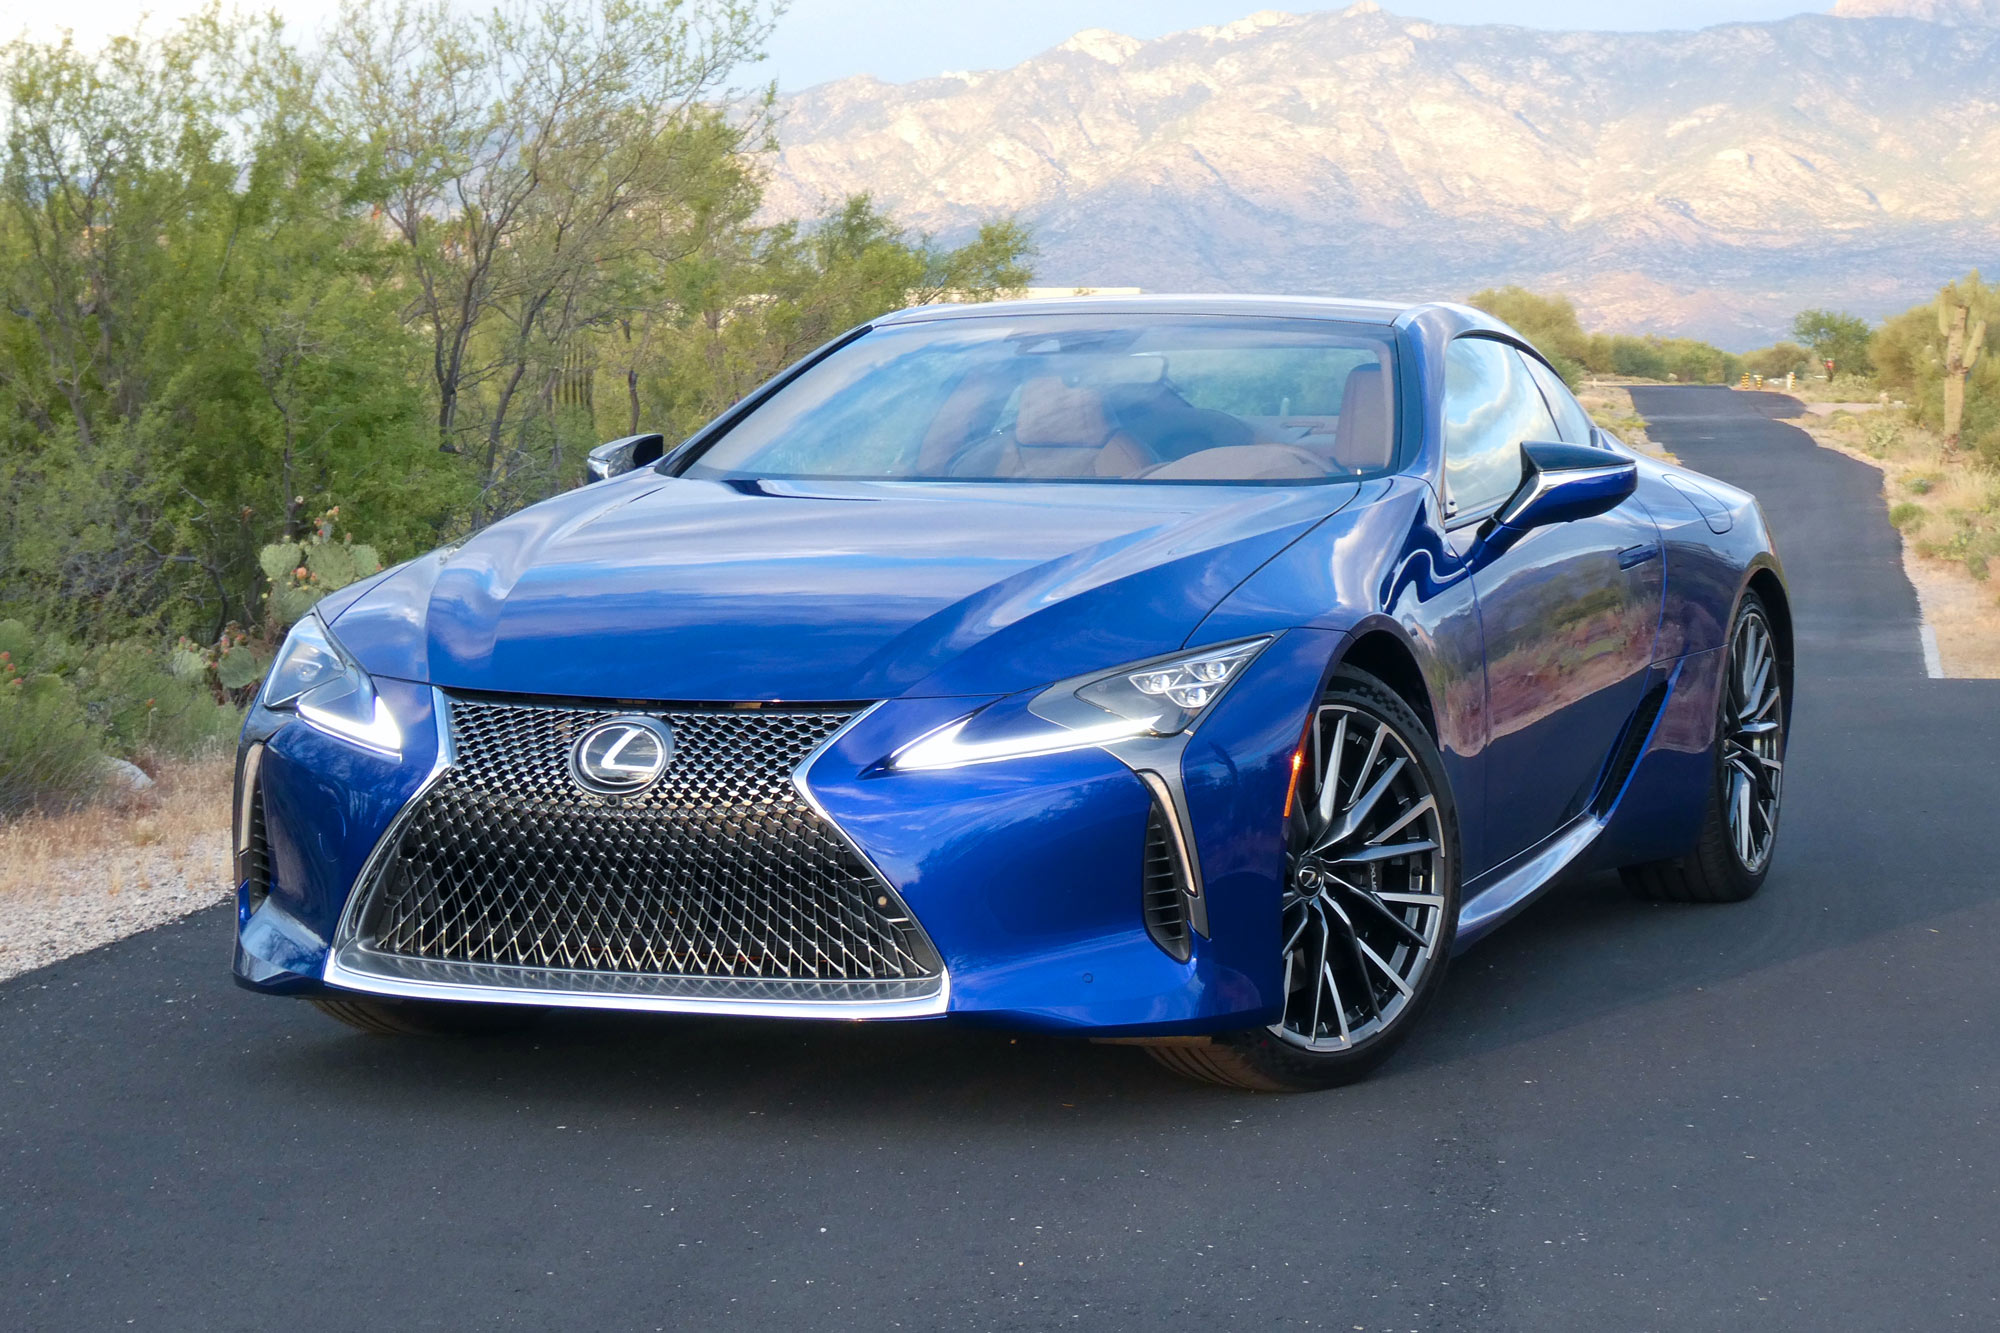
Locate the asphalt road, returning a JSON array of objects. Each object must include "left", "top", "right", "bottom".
[{"left": 6, "top": 388, "right": 1998, "bottom": 1331}]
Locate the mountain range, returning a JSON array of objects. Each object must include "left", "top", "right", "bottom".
[{"left": 763, "top": 1, "right": 2000, "bottom": 347}]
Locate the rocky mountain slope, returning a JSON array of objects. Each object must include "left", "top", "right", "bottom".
[{"left": 765, "top": 2, "right": 2000, "bottom": 346}]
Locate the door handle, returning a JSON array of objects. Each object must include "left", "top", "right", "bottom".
[{"left": 1618, "top": 544, "right": 1659, "bottom": 570}]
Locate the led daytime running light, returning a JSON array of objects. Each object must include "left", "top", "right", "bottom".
[{"left": 891, "top": 715, "right": 1150, "bottom": 772}]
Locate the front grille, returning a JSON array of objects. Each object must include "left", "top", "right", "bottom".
[
  {"left": 1141, "top": 800, "right": 1193, "bottom": 962},
  {"left": 346, "top": 697, "right": 941, "bottom": 995}
]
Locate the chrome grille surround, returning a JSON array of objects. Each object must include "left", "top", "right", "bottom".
[{"left": 326, "top": 693, "right": 947, "bottom": 1015}]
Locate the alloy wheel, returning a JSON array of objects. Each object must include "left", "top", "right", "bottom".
[
  {"left": 1276, "top": 704, "right": 1447, "bottom": 1051},
  {"left": 1722, "top": 607, "right": 1785, "bottom": 873}
]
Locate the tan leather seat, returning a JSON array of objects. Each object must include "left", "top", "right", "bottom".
[
  {"left": 1331, "top": 362, "right": 1394, "bottom": 473},
  {"left": 989, "top": 379, "right": 1153, "bottom": 479}
]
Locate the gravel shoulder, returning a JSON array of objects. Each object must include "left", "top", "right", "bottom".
[{"left": 0, "top": 758, "right": 232, "bottom": 982}]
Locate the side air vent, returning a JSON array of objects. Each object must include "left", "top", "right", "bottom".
[
  {"left": 1593, "top": 682, "right": 1669, "bottom": 817},
  {"left": 235, "top": 743, "right": 271, "bottom": 911},
  {"left": 1142, "top": 800, "right": 1194, "bottom": 963}
]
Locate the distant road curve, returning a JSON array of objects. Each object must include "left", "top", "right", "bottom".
[{"left": 1628, "top": 385, "right": 1928, "bottom": 680}]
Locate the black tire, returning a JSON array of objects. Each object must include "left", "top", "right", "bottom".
[
  {"left": 310, "top": 995, "right": 543, "bottom": 1037},
  {"left": 1622, "top": 591, "right": 1786, "bottom": 904},
  {"left": 1148, "top": 665, "right": 1461, "bottom": 1092}
]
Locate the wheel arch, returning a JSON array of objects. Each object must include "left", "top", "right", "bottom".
[
  {"left": 1744, "top": 565, "right": 1794, "bottom": 726},
  {"left": 1334, "top": 627, "right": 1438, "bottom": 742}
]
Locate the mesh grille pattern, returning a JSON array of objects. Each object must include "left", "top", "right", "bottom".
[
  {"left": 1141, "top": 801, "right": 1192, "bottom": 962},
  {"left": 354, "top": 697, "right": 940, "bottom": 985}
]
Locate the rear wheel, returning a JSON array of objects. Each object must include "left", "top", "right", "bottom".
[
  {"left": 1148, "top": 667, "right": 1459, "bottom": 1092},
  {"left": 310, "top": 996, "right": 543, "bottom": 1037},
  {"left": 1622, "top": 592, "right": 1786, "bottom": 904}
]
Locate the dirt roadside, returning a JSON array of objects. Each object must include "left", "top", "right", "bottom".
[
  {"left": 0, "top": 757, "right": 232, "bottom": 982},
  {"left": 1783, "top": 406, "right": 2000, "bottom": 678}
]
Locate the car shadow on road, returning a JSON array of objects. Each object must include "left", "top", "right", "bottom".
[{"left": 231, "top": 669, "right": 2000, "bottom": 1117}]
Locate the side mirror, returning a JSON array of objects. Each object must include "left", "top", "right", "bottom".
[
  {"left": 1494, "top": 441, "right": 1637, "bottom": 531},
  {"left": 585, "top": 433, "right": 666, "bottom": 484}
]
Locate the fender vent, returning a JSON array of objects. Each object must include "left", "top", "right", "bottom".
[
  {"left": 1593, "top": 682, "right": 1669, "bottom": 817},
  {"left": 1142, "top": 800, "right": 1193, "bottom": 963}
]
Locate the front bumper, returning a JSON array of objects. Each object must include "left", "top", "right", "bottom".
[{"left": 234, "top": 632, "right": 1334, "bottom": 1035}]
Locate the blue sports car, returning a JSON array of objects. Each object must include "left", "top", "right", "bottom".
[{"left": 233, "top": 296, "right": 1790, "bottom": 1090}]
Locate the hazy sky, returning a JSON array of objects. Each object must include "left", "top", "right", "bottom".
[{"left": 17, "top": 1, "right": 1826, "bottom": 88}]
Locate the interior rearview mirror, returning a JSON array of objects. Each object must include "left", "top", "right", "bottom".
[{"left": 586, "top": 433, "right": 666, "bottom": 484}]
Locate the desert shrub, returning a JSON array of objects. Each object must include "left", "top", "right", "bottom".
[
  {"left": 0, "top": 619, "right": 242, "bottom": 808},
  {"left": 1466, "top": 287, "right": 1590, "bottom": 384},
  {"left": 1744, "top": 342, "right": 1815, "bottom": 380},
  {"left": 1888, "top": 502, "right": 1925, "bottom": 530},
  {"left": 77, "top": 640, "right": 244, "bottom": 757},
  {"left": 1861, "top": 416, "right": 1905, "bottom": 457},
  {"left": 0, "top": 657, "right": 102, "bottom": 817}
]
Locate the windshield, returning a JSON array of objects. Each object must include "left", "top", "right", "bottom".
[{"left": 680, "top": 314, "right": 1400, "bottom": 485}]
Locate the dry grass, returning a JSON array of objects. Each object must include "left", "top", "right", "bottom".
[
  {"left": 1795, "top": 410, "right": 2000, "bottom": 678},
  {"left": 0, "top": 754, "right": 233, "bottom": 898},
  {"left": 1577, "top": 382, "right": 1674, "bottom": 461},
  {"left": 0, "top": 753, "right": 234, "bottom": 981}
]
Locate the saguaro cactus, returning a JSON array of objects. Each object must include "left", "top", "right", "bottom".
[{"left": 1939, "top": 296, "right": 1986, "bottom": 449}]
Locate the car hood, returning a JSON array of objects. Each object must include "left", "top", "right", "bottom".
[{"left": 330, "top": 474, "right": 1357, "bottom": 701}]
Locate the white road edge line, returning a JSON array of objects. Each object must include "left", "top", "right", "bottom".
[{"left": 1920, "top": 624, "right": 1945, "bottom": 680}]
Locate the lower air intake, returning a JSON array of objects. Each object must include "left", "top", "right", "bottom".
[
  {"left": 341, "top": 697, "right": 942, "bottom": 1002},
  {"left": 1142, "top": 800, "right": 1193, "bottom": 962}
]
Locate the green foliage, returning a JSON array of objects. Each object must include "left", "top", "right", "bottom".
[
  {"left": 0, "top": 4, "right": 1035, "bottom": 811},
  {"left": 0, "top": 617, "right": 241, "bottom": 785},
  {"left": 1792, "top": 309, "right": 1875, "bottom": 378},
  {"left": 1743, "top": 342, "right": 1815, "bottom": 380},
  {"left": 78, "top": 638, "right": 245, "bottom": 755},
  {"left": 1888, "top": 502, "right": 1925, "bottom": 530},
  {"left": 1588, "top": 334, "right": 1742, "bottom": 385},
  {"left": 1, "top": 2, "right": 1030, "bottom": 649},
  {"left": 1466, "top": 286, "right": 1589, "bottom": 383},
  {"left": 1464, "top": 286, "right": 1740, "bottom": 385},
  {"left": 0, "top": 657, "right": 101, "bottom": 817},
  {"left": 258, "top": 509, "right": 384, "bottom": 632},
  {"left": 1863, "top": 415, "right": 1904, "bottom": 458},
  {"left": 1870, "top": 271, "right": 2000, "bottom": 466}
]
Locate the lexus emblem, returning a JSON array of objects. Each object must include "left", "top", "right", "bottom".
[{"left": 569, "top": 716, "right": 674, "bottom": 797}]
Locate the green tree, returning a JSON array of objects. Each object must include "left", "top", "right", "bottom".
[
  {"left": 1791, "top": 309, "right": 1874, "bottom": 379},
  {"left": 327, "top": 0, "right": 783, "bottom": 520},
  {"left": 1743, "top": 342, "right": 1815, "bottom": 380},
  {"left": 1466, "top": 286, "right": 1589, "bottom": 384}
]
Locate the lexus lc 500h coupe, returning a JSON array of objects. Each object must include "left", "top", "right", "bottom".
[{"left": 233, "top": 296, "right": 1790, "bottom": 1090}]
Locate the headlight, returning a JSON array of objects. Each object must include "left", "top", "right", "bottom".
[
  {"left": 263, "top": 614, "right": 402, "bottom": 757},
  {"left": 889, "top": 637, "right": 1270, "bottom": 772}
]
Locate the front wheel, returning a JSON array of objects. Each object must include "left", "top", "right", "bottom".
[
  {"left": 1622, "top": 591, "right": 1786, "bottom": 904},
  {"left": 1149, "top": 666, "right": 1460, "bottom": 1092}
]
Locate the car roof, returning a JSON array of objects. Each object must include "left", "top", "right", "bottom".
[{"left": 873, "top": 294, "right": 1515, "bottom": 339}]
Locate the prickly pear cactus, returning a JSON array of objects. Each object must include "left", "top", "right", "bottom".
[{"left": 258, "top": 507, "right": 385, "bottom": 633}]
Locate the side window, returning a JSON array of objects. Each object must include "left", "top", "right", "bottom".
[
  {"left": 1522, "top": 354, "right": 1595, "bottom": 445},
  {"left": 1442, "top": 337, "right": 1559, "bottom": 518}
]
